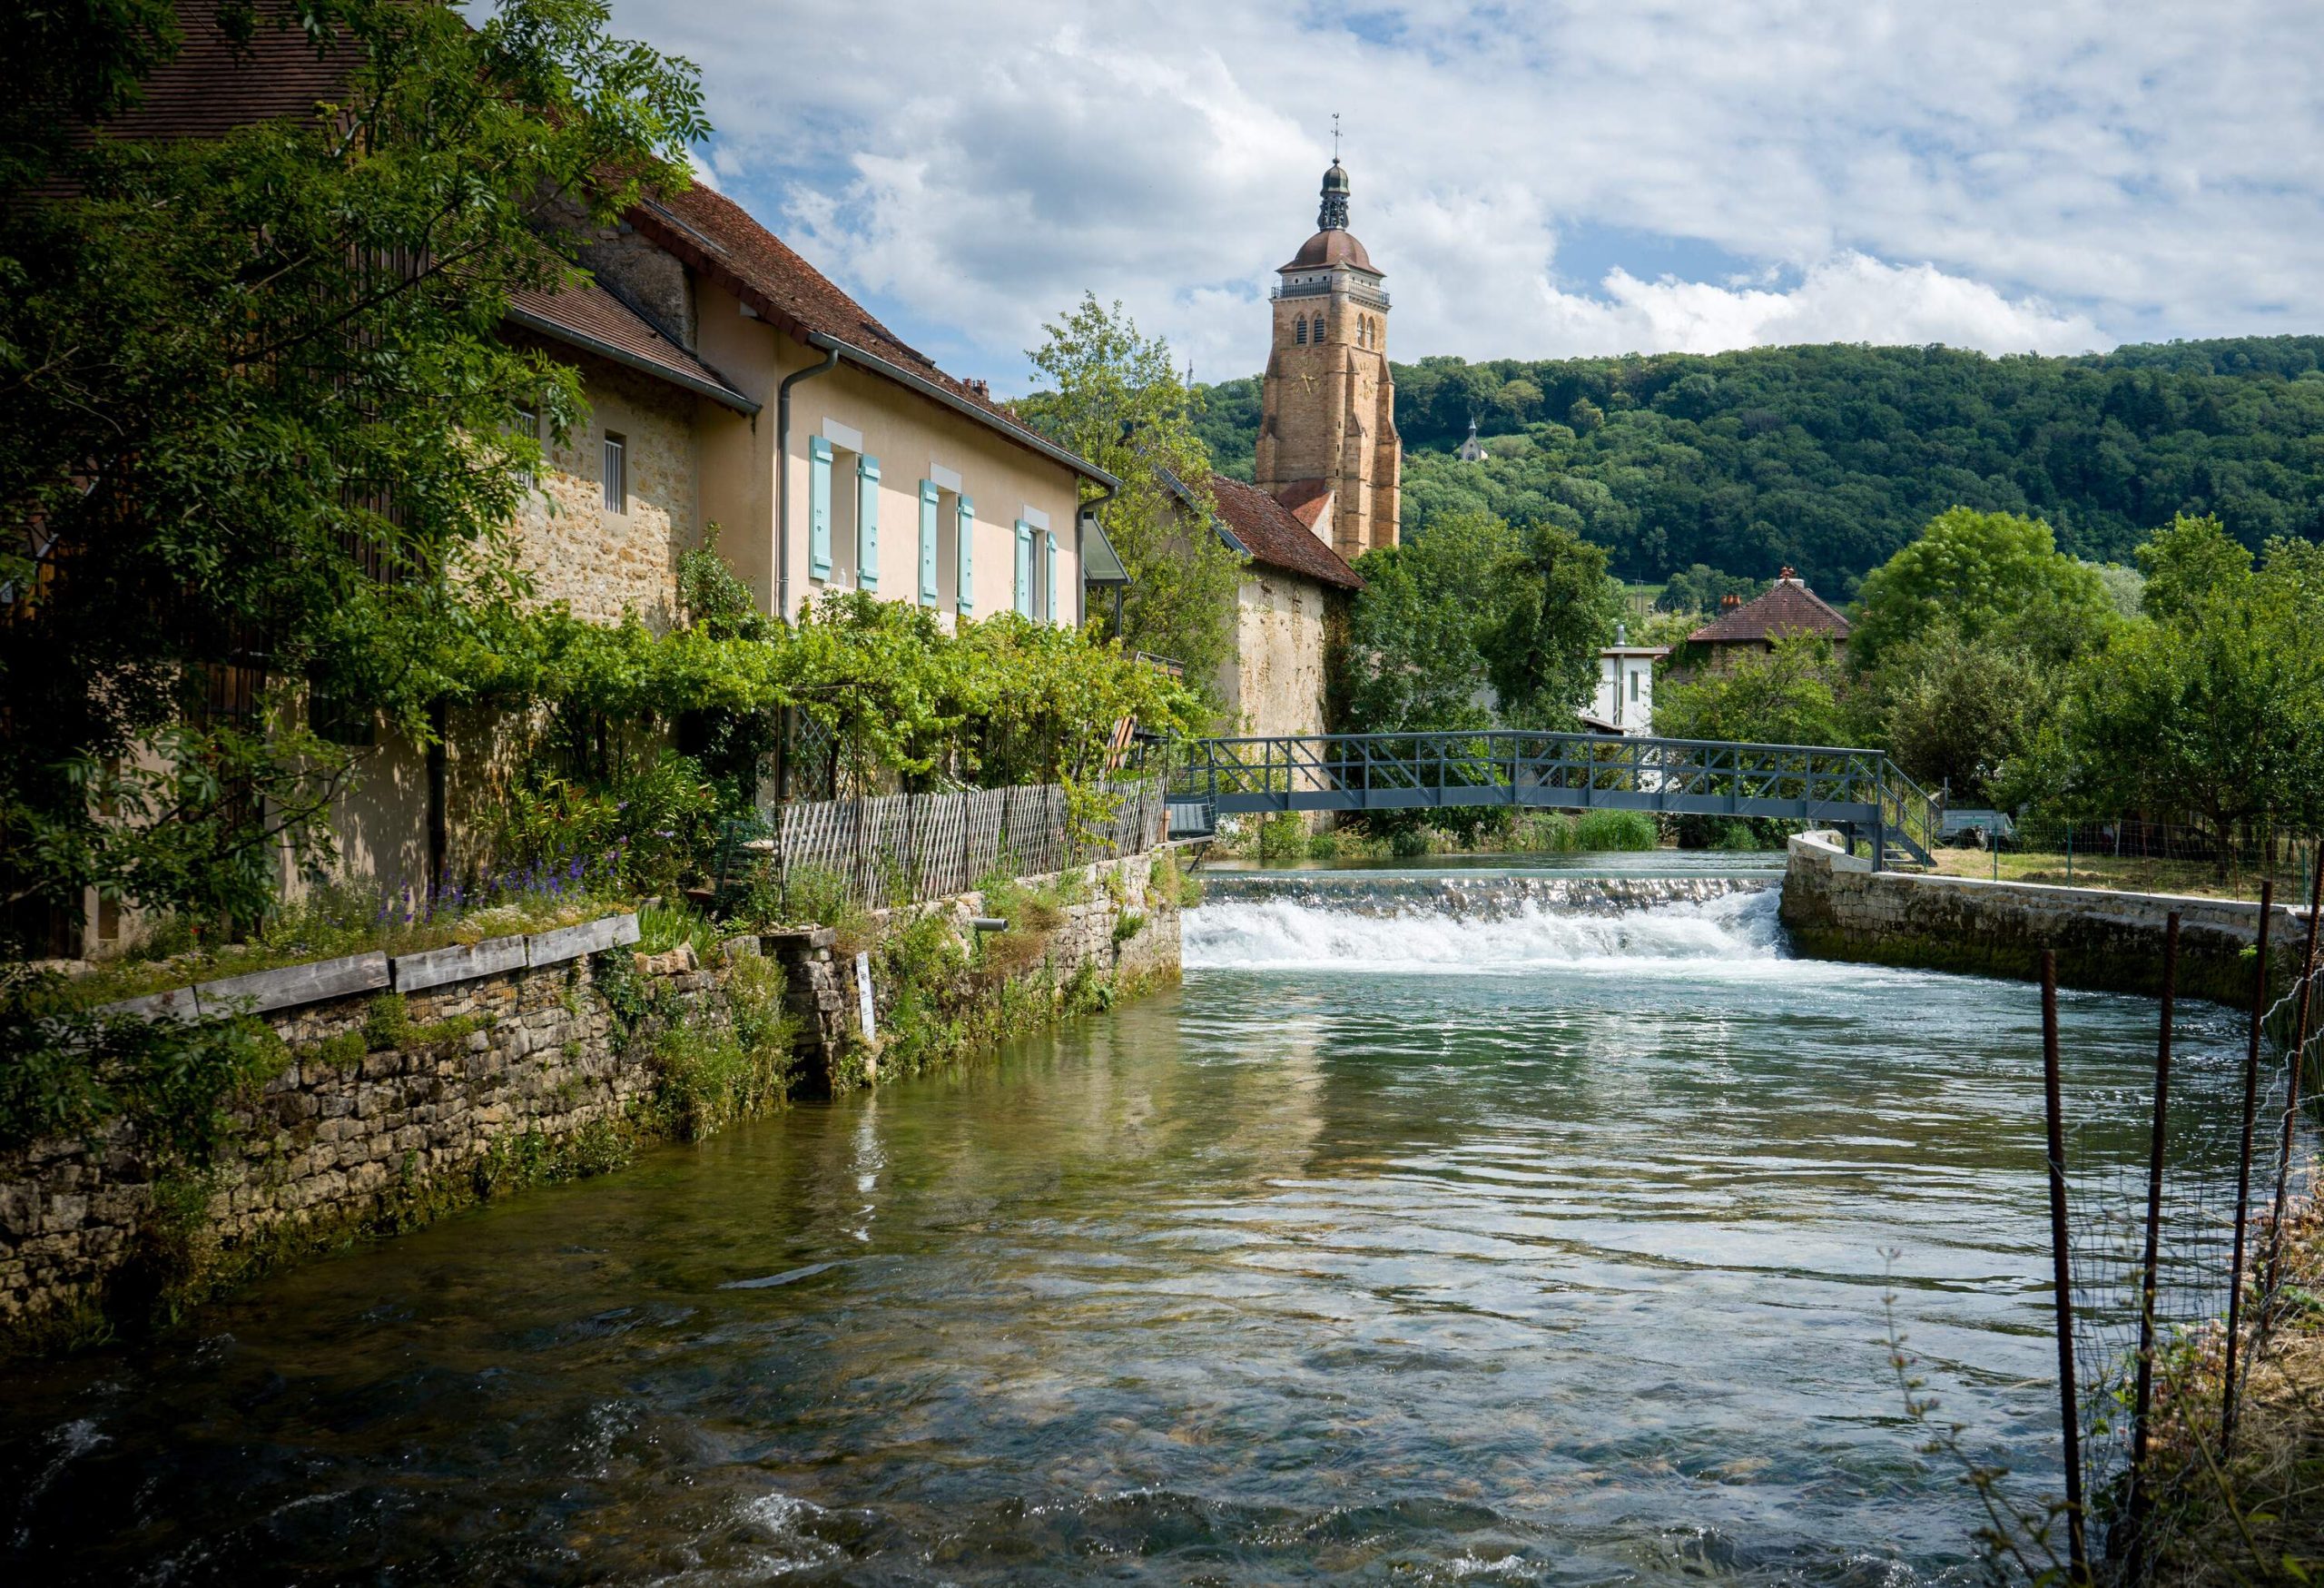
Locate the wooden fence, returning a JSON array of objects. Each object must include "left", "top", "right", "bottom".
[{"left": 763, "top": 781, "right": 1167, "bottom": 909}]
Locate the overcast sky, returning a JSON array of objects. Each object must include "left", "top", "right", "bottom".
[{"left": 610, "top": 0, "right": 2324, "bottom": 396}]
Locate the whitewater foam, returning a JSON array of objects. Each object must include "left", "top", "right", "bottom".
[{"left": 1183, "top": 883, "right": 1790, "bottom": 976}]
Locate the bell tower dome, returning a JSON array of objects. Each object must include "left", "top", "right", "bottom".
[{"left": 1255, "top": 156, "right": 1401, "bottom": 559}]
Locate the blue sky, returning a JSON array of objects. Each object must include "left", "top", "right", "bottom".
[{"left": 609, "top": 0, "right": 2324, "bottom": 396}]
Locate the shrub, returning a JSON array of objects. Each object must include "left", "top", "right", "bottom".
[
  {"left": 637, "top": 898, "right": 722, "bottom": 962},
  {"left": 1509, "top": 812, "right": 1581, "bottom": 853},
  {"left": 1389, "top": 825, "right": 1434, "bottom": 858},
  {"left": 1574, "top": 809, "right": 1659, "bottom": 852},
  {"left": 1256, "top": 812, "right": 1307, "bottom": 860},
  {"left": 1112, "top": 911, "right": 1147, "bottom": 945}
]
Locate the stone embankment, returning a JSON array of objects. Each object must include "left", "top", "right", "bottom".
[
  {"left": 1781, "top": 830, "right": 2310, "bottom": 1004},
  {"left": 1, "top": 849, "right": 1184, "bottom": 1355}
]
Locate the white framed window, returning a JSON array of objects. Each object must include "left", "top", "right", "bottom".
[{"left": 602, "top": 431, "right": 626, "bottom": 513}]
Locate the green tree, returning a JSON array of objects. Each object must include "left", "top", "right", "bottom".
[
  {"left": 2064, "top": 536, "right": 2324, "bottom": 862},
  {"left": 2135, "top": 512, "right": 2251, "bottom": 624},
  {"left": 1851, "top": 508, "right": 2117, "bottom": 670},
  {"left": 1652, "top": 636, "right": 1852, "bottom": 748},
  {"left": 1862, "top": 626, "right": 2056, "bottom": 804},
  {"left": 1016, "top": 294, "right": 1243, "bottom": 708},
  {"left": 1339, "top": 512, "right": 1519, "bottom": 734},
  {"left": 0, "top": 0, "right": 707, "bottom": 944},
  {"left": 1484, "top": 520, "right": 1623, "bottom": 729}
]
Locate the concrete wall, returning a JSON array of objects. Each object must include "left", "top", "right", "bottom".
[
  {"left": 1216, "top": 568, "right": 1337, "bottom": 738},
  {"left": 1781, "top": 830, "right": 2312, "bottom": 1006},
  {"left": 3, "top": 849, "right": 1185, "bottom": 1355}
]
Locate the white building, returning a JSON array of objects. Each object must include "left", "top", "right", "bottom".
[{"left": 1587, "top": 627, "right": 1669, "bottom": 735}]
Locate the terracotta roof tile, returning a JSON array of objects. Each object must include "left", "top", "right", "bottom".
[
  {"left": 507, "top": 281, "right": 753, "bottom": 411},
  {"left": 99, "top": 2, "right": 359, "bottom": 142},
  {"left": 1688, "top": 577, "right": 1851, "bottom": 645},
  {"left": 1274, "top": 478, "right": 1333, "bottom": 530},
  {"left": 633, "top": 187, "right": 1101, "bottom": 476},
  {"left": 1208, "top": 475, "right": 1363, "bottom": 591}
]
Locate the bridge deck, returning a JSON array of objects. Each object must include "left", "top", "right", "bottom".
[{"left": 1167, "top": 730, "right": 1942, "bottom": 866}]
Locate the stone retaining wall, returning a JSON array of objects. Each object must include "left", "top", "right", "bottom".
[
  {"left": 1780, "top": 830, "right": 2313, "bottom": 1006},
  {"left": 2, "top": 849, "right": 1186, "bottom": 1355}
]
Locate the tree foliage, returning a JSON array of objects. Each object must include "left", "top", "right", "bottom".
[
  {"left": 1016, "top": 294, "right": 1244, "bottom": 703},
  {"left": 0, "top": 0, "right": 706, "bottom": 942},
  {"left": 1484, "top": 520, "right": 1623, "bottom": 730},
  {"left": 1850, "top": 508, "right": 2117, "bottom": 670},
  {"left": 1338, "top": 512, "right": 1516, "bottom": 735},
  {"left": 1652, "top": 637, "right": 1852, "bottom": 750},
  {"left": 1196, "top": 340, "right": 2324, "bottom": 592}
]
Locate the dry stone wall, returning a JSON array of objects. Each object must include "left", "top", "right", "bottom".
[
  {"left": 1781, "top": 830, "right": 2310, "bottom": 1006},
  {"left": 2, "top": 849, "right": 1187, "bottom": 1356}
]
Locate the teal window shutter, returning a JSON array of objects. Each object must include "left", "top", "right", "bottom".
[
  {"left": 1045, "top": 531, "right": 1059, "bottom": 623},
  {"left": 918, "top": 480, "right": 940, "bottom": 607},
  {"left": 957, "top": 498, "right": 975, "bottom": 615},
  {"left": 808, "top": 436, "right": 832, "bottom": 580},
  {"left": 1015, "top": 522, "right": 1033, "bottom": 616},
  {"left": 855, "top": 455, "right": 880, "bottom": 590}
]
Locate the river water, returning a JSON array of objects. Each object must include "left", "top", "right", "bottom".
[{"left": 0, "top": 857, "right": 2277, "bottom": 1584}]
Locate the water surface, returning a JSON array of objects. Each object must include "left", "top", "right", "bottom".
[{"left": 0, "top": 879, "right": 2270, "bottom": 1584}]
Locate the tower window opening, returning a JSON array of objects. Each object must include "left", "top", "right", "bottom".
[{"left": 1295, "top": 316, "right": 1308, "bottom": 345}]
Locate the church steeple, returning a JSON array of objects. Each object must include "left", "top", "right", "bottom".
[
  {"left": 1256, "top": 140, "right": 1402, "bottom": 559},
  {"left": 1318, "top": 161, "right": 1350, "bottom": 231}
]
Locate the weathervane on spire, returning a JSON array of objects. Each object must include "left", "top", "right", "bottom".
[
  {"left": 1317, "top": 117, "right": 1351, "bottom": 230},
  {"left": 1332, "top": 112, "right": 1341, "bottom": 163}
]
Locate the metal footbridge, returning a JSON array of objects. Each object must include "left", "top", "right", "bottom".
[{"left": 1165, "top": 730, "right": 1944, "bottom": 868}]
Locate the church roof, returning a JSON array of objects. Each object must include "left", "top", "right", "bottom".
[
  {"left": 1207, "top": 476, "right": 1363, "bottom": 591},
  {"left": 1687, "top": 569, "right": 1851, "bottom": 645},
  {"left": 1281, "top": 229, "right": 1376, "bottom": 272}
]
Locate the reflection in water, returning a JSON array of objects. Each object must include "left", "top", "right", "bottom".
[{"left": 0, "top": 888, "right": 2277, "bottom": 1585}]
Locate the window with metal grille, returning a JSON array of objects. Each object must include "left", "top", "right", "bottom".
[
  {"left": 602, "top": 432, "right": 626, "bottom": 513},
  {"left": 512, "top": 409, "right": 537, "bottom": 489}
]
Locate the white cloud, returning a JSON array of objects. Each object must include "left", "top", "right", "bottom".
[{"left": 609, "top": 0, "right": 2324, "bottom": 388}]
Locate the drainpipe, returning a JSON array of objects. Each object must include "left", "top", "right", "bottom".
[
  {"left": 1078, "top": 478, "right": 1117, "bottom": 630},
  {"left": 774, "top": 346, "right": 841, "bottom": 623}
]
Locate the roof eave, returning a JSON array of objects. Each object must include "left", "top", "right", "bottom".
[
  {"left": 506, "top": 304, "right": 760, "bottom": 415},
  {"left": 806, "top": 334, "right": 1120, "bottom": 489}
]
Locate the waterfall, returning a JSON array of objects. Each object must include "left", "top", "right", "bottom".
[{"left": 1184, "top": 875, "right": 1788, "bottom": 976}]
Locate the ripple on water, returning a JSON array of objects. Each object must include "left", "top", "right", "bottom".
[{"left": 0, "top": 882, "right": 2290, "bottom": 1585}]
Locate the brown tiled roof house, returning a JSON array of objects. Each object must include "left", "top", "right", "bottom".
[{"left": 1688, "top": 568, "right": 1851, "bottom": 655}]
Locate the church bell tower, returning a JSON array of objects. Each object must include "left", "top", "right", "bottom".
[{"left": 1255, "top": 156, "right": 1401, "bottom": 559}]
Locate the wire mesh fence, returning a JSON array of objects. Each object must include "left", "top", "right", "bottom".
[
  {"left": 1941, "top": 816, "right": 2321, "bottom": 906},
  {"left": 2038, "top": 878, "right": 2324, "bottom": 1583}
]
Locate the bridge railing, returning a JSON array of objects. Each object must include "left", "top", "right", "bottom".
[{"left": 1171, "top": 729, "right": 1943, "bottom": 863}]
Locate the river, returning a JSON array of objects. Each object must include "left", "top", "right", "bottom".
[{"left": 0, "top": 856, "right": 2277, "bottom": 1584}]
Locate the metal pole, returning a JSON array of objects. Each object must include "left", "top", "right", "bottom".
[
  {"left": 2224, "top": 880, "right": 2274, "bottom": 1452},
  {"left": 2262, "top": 853, "right": 2324, "bottom": 1317},
  {"left": 2042, "top": 951, "right": 2091, "bottom": 1583},
  {"left": 2125, "top": 912, "right": 2180, "bottom": 1579}
]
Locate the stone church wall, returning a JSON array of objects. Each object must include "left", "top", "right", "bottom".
[{"left": 1218, "top": 569, "right": 1336, "bottom": 739}]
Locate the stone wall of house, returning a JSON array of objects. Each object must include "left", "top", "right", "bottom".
[
  {"left": 1780, "top": 830, "right": 2311, "bottom": 1007},
  {"left": 515, "top": 348, "right": 701, "bottom": 631},
  {"left": 0, "top": 848, "right": 1187, "bottom": 1356},
  {"left": 1218, "top": 569, "right": 1337, "bottom": 740}
]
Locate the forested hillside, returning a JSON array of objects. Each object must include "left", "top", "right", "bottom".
[{"left": 1189, "top": 337, "right": 2324, "bottom": 595}]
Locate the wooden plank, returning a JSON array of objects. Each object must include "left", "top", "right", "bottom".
[
  {"left": 527, "top": 912, "right": 642, "bottom": 968},
  {"left": 392, "top": 933, "right": 528, "bottom": 993},
  {"left": 198, "top": 951, "right": 390, "bottom": 1015}
]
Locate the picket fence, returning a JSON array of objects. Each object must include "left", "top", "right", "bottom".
[{"left": 756, "top": 781, "right": 1167, "bottom": 910}]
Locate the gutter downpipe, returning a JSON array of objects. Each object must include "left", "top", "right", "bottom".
[{"left": 775, "top": 346, "right": 841, "bottom": 623}]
